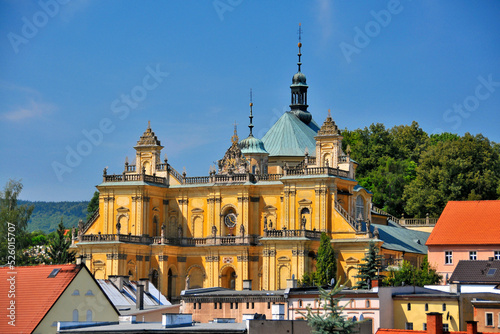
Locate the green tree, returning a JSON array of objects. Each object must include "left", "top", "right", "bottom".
[
  {"left": 354, "top": 241, "right": 382, "bottom": 289},
  {"left": 417, "top": 256, "right": 442, "bottom": 286},
  {"left": 303, "top": 280, "right": 355, "bottom": 334},
  {"left": 46, "top": 219, "right": 76, "bottom": 264},
  {"left": 404, "top": 133, "right": 500, "bottom": 217},
  {"left": 316, "top": 233, "right": 337, "bottom": 286},
  {"left": 86, "top": 191, "right": 99, "bottom": 220},
  {"left": 298, "top": 271, "right": 316, "bottom": 287},
  {"left": 384, "top": 257, "right": 441, "bottom": 287},
  {"left": 0, "top": 180, "right": 34, "bottom": 265}
]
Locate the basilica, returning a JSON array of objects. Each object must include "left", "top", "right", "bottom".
[{"left": 76, "top": 38, "right": 381, "bottom": 299}]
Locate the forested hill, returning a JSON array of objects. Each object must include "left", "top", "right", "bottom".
[
  {"left": 18, "top": 200, "right": 89, "bottom": 233},
  {"left": 342, "top": 122, "right": 500, "bottom": 218}
]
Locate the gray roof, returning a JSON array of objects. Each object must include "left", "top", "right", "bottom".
[
  {"left": 449, "top": 260, "right": 500, "bottom": 284},
  {"left": 58, "top": 321, "right": 247, "bottom": 333},
  {"left": 367, "top": 223, "right": 430, "bottom": 255},
  {"left": 97, "top": 279, "right": 171, "bottom": 308}
]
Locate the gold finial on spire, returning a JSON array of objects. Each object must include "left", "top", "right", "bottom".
[
  {"left": 328, "top": 109, "right": 331, "bottom": 118},
  {"left": 249, "top": 89, "right": 254, "bottom": 136},
  {"left": 231, "top": 121, "right": 239, "bottom": 144},
  {"left": 297, "top": 23, "right": 303, "bottom": 72}
]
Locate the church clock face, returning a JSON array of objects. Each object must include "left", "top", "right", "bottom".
[{"left": 224, "top": 213, "right": 237, "bottom": 228}]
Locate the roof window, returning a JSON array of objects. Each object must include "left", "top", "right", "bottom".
[
  {"left": 48, "top": 268, "right": 61, "bottom": 278},
  {"left": 487, "top": 268, "right": 497, "bottom": 276}
]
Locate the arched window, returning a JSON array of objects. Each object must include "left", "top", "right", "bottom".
[
  {"left": 356, "top": 196, "right": 365, "bottom": 221},
  {"left": 365, "top": 299, "right": 370, "bottom": 308},
  {"left": 72, "top": 309, "right": 79, "bottom": 321},
  {"left": 86, "top": 310, "right": 92, "bottom": 321},
  {"left": 72, "top": 290, "right": 80, "bottom": 296}
]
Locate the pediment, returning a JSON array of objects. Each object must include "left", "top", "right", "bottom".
[
  {"left": 117, "top": 206, "right": 129, "bottom": 212},
  {"left": 93, "top": 260, "right": 104, "bottom": 266},
  {"left": 345, "top": 257, "right": 359, "bottom": 264},
  {"left": 278, "top": 256, "right": 290, "bottom": 261},
  {"left": 191, "top": 208, "right": 204, "bottom": 214},
  {"left": 152, "top": 206, "right": 160, "bottom": 212},
  {"left": 298, "top": 199, "right": 312, "bottom": 205},
  {"left": 264, "top": 205, "right": 277, "bottom": 212}
]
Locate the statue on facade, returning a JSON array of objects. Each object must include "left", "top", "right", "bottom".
[
  {"left": 263, "top": 217, "right": 268, "bottom": 231},
  {"left": 212, "top": 225, "right": 217, "bottom": 237},
  {"left": 161, "top": 223, "right": 166, "bottom": 239},
  {"left": 78, "top": 219, "right": 84, "bottom": 236},
  {"left": 185, "top": 275, "right": 190, "bottom": 290},
  {"left": 178, "top": 224, "right": 183, "bottom": 239},
  {"left": 374, "top": 226, "right": 380, "bottom": 239},
  {"left": 301, "top": 215, "right": 306, "bottom": 230},
  {"left": 269, "top": 219, "right": 273, "bottom": 230},
  {"left": 240, "top": 223, "right": 245, "bottom": 236},
  {"left": 116, "top": 221, "right": 121, "bottom": 235}
]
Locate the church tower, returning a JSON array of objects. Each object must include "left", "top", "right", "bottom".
[{"left": 134, "top": 121, "right": 164, "bottom": 175}]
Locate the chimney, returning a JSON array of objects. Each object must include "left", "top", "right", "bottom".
[
  {"left": 286, "top": 278, "right": 297, "bottom": 289},
  {"left": 466, "top": 321, "right": 478, "bottom": 334},
  {"left": 426, "top": 313, "right": 443, "bottom": 334},
  {"left": 243, "top": 280, "right": 252, "bottom": 290},
  {"left": 136, "top": 284, "right": 144, "bottom": 310},
  {"left": 109, "top": 275, "right": 130, "bottom": 291},
  {"left": 76, "top": 255, "right": 85, "bottom": 266},
  {"left": 371, "top": 278, "right": 382, "bottom": 288},
  {"left": 139, "top": 278, "right": 150, "bottom": 293}
]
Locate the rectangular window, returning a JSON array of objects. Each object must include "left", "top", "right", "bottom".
[
  {"left": 423, "top": 323, "right": 427, "bottom": 330},
  {"left": 425, "top": 303, "right": 428, "bottom": 311},
  {"left": 407, "top": 303, "right": 411, "bottom": 311},
  {"left": 486, "top": 313, "right": 493, "bottom": 326},
  {"left": 469, "top": 251, "right": 477, "bottom": 260},
  {"left": 267, "top": 302, "right": 271, "bottom": 309},
  {"left": 246, "top": 302, "right": 249, "bottom": 309},
  {"left": 235, "top": 302, "right": 238, "bottom": 309},
  {"left": 406, "top": 323, "right": 413, "bottom": 330},
  {"left": 198, "top": 303, "right": 201, "bottom": 309},
  {"left": 252, "top": 302, "right": 255, "bottom": 309},
  {"left": 219, "top": 302, "right": 222, "bottom": 309},
  {"left": 495, "top": 251, "right": 500, "bottom": 260},
  {"left": 214, "top": 303, "right": 217, "bottom": 309},
  {"left": 443, "top": 324, "right": 449, "bottom": 331},
  {"left": 194, "top": 303, "right": 197, "bottom": 310},
  {"left": 443, "top": 303, "right": 446, "bottom": 311},
  {"left": 445, "top": 251, "right": 453, "bottom": 264},
  {"left": 230, "top": 302, "right": 234, "bottom": 309}
]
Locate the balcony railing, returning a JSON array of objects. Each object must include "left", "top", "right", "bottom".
[
  {"left": 81, "top": 234, "right": 258, "bottom": 246},
  {"left": 103, "top": 163, "right": 353, "bottom": 187},
  {"left": 263, "top": 229, "right": 322, "bottom": 239}
]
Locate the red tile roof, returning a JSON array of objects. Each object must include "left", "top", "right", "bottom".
[
  {"left": 0, "top": 264, "right": 82, "bottom": 334},
  {"left": 426, "top": 200, "right": 500, "bottom": 246}
]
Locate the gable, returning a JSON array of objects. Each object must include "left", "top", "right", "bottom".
[{"left": 34, "top": 266, "right": 119, "bottom": 334}]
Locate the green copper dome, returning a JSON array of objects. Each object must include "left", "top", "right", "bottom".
[{"left": 239, "top": 134, "right": 268, "bottom": 155}]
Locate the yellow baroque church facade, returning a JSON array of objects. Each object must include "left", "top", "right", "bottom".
[{"left": 76, "top": 40, "right": 377, "bottom": 299}]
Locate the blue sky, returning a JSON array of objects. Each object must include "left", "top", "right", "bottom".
[{"left": 1, "top": 0, "right": 499, "bottom": 202}]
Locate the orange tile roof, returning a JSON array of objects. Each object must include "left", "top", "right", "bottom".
[
  {"left": 0, "top": 264, "right": 82, "bottom": 334},
  {"left": 426, "top": 200, "right": 500, "bottom": 246}
]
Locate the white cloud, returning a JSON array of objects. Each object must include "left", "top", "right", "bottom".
[
  {"left": 2, "top": 100, "right": 56, "bottom": 121},
  {"left": 315, "top": 0, "right": 334, "bottom": 43}
]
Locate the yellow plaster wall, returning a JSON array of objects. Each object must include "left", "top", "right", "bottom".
[{"left": 394, "top": 299, "right": 459, "bottom": 331}]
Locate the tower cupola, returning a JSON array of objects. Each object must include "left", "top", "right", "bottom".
[{"left": 290, "top": 23, "right": 312, "bottom": 125}]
